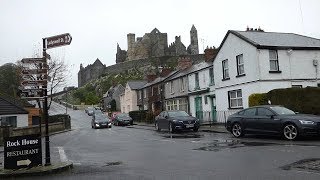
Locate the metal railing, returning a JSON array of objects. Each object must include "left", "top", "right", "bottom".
[{"left": 196, "top": 110, "right": 240, "bottom": 125}]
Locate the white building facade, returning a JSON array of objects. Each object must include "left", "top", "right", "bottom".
[{"left": 214, "top": 30, "right": 320, "bottom": 117}]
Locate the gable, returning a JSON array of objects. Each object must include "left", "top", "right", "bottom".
[{"left": 0, "top": 97, "right": 28, "bottom": 115}]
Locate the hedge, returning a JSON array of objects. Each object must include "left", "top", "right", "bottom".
[
  {"left": 129, "top": 110, "right": 147, "bottom": 122},
  {"left": 249, "top": 87, "right": 320, "bottom": 115}
]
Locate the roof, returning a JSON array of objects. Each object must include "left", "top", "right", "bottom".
[
  {"left": 127, "top": 81, "right": 147, "bottom": 90},
  {"left": 166, "top": 61, "right": 212, "bottom": 82},
  {"left": 229, "top": 30, "right": 320, "bottom": 50},
  {"left": 0, "top": 96, "right": 29, "bottom": 115},
  {"left": 142, "top": 70, "right": 179, "bottom": 88}
]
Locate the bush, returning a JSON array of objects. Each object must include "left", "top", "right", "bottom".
[
  {"left": 145, "top": 111, "right": 155, "bottom": 124},
  {"left": 267, "top": 87, "right": 320, "bottom": 115},
  {"left": 248, "top": 93, "right": 268, "bottom": 107},
  {"left": 129, "top": 110, "right": 147, "bottom": 122}
]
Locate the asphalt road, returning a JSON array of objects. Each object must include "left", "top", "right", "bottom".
[{"left": 18, "top": 102, "right": 320, "bottom": 179}]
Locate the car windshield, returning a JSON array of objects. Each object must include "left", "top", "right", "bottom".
[
  {"left": 117, "top": 113, "right": 130, "bottom": 117},
  {"left": 168, "top": 111, "right": 189, "bottom": 117},
  {"left": 95, "top": 115, "right": 109, "bottom": 122},
  {"left": 270, "top": 106, "right": 295, "bottom": 115}
]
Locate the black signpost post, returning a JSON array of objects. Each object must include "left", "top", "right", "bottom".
[{"left": 4, "top": 135, "right": 42, "bottom": 169}]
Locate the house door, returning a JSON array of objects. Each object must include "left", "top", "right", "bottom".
[
  {"left": 194, "top": 97, "right": 203, "bottom": 121},
  {"left": 211, "top": 97, "right": 217, "bottom": 122}
]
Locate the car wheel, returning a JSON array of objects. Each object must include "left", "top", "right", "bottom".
[
  {"left": 169, "top": 122, "right": 175, "bottom": 133},
  {"left": 283, "top": 124, "right": 298, "bottom": 140},
  {"left": 155, "top": 122, "right": 161, "bottom": 131},
  {"left": 193, "top": 128, "right": 199, "bottom": 132},
  {"left": 232, "top": 123, "right": 244, "bottom": 138}
]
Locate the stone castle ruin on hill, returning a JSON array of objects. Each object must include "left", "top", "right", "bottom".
[{"left": 78, "top": 25, "right": 201, "bottom": 87}]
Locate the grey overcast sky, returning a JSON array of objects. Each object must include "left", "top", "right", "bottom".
[{"left": 1, "top": 0, "right": 320, "bottom": 87}]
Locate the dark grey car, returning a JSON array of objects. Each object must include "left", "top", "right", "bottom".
[
  {"left": 155, "top": 110, "right": 200, "bottom": 133},
  {"left": 91, "top": 114, "right": 112, "bottom": 129},
  {"left": 226, "top": 105, "right": 320, "bottom": 140},
  {"left": 113, "top": 113, "right": 133, "bottom": 126}
]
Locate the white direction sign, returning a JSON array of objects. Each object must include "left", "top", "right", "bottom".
[
  {"left": 21, "top": 58, "right": 45, "bottom": 64},
  {"left": 17, "top": 159, "right": 31, "bottom": 166}
]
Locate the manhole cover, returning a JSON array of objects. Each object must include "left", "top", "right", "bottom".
[{"left": 281, "top": 159, "right": 320, "bottom": 172}]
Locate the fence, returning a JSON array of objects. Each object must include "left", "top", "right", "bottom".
[{"left": 196, "top": 110, "right": 240, "bottom": 125}]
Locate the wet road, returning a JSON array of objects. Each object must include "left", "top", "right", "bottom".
[{"left": 19, "top": 103, "right": 320, "bottom": 179}]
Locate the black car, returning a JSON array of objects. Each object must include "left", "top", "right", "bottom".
[
  {"left": 113, "top": 113, "right": 133, "bottom": 126},
  {"left": 91, "top": 114, "right": 112, "bottom": 129},
  {"left": 226, "top": 105, "right": 320, "bottom": 140},
  {"left": 86, "top": 107, "right": 95, "bottom": 116},
  {"left": 155, "top": 110, "right": 200, "bottom": 133}
]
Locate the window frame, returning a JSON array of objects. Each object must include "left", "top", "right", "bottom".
[
  {"left": 195, "top": 73, "right": 200, "bottom": 89},
  {"left": 170, "top": 81, "right": 174, "bottom": 94},
  {"left": 269, "top": 50, "right": 280, "bottom": 72},
  {"left": 228, "top": 89, "right": 243, "bottom": 109},
  {"left": 222, "top": 59, "right": 230, "bottom": 80},
  {"left": 180, "top": 78, "right": 185, "bottom": 92},
  {"left": 209, "top": 67, "right": 214, "bottom": 85},
  {"left": 236, "top": 54, "right": 245, "bottom": 76}
]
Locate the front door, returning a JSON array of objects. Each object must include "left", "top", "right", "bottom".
[
  {"left": 211, "top": 97, "right": 217, "bottom": 122},
  {"left": 194, "top": 97, "right": 203, "bottom": 121}
]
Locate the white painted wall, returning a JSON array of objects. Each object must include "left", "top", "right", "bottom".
[
  {"left": 120, "top": 83, "right": 139, "bottom": 113},
  {"left": 0, "top": 114, "right": 28, "bottom": 127},
  {"left": 214, "top": 32, "right": 320, "bottom": 112}
]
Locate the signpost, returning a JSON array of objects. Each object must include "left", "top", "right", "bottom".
[
  {"left": 16, "top": 33, "right": 72, "bottom": 167},
  {"left": 45, "top": 33, "right": 72, "bottom": 49},
  {"left": 4, "top": 134, "right": 42, "bottom": 169}
]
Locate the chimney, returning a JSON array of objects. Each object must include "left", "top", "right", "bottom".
[
  {"left": 160, "top": 68, "right": 172, "bottom": 77},
  {"left": 177, "top": 56, "right": 193, "bottom": 70},
  {"left": 204, "top": 47, "right": 217, "bottom": 62}
]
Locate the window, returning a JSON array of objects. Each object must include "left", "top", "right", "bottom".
[
  {"left": 209, "top": 67, "right": 214, "bottom": 85},
  {"left": 228, "top": 89, "right": 243, "bottom": 109},
  {"left": 180, "top": 78, "right": 185, "bottom": 92},
  {"left": 257, "top": 108, "right": 274, "bottom": 116},
  {"left": 292, "top": 85, "right": 302, "bottom": 88},
  {"left": 222, "top": 59, "right": 229, "bottom": 80},
  {"left": 243, "top": 108, "right": 256, "bottom": 116},
  {"left": 318, "top": 83, "right": 320, "bottom": 87},
  {"left": 195, "top": 73, "right": 200, "bottom": 89},
  {"left": 143, "top": 89, "right": 147, "bottom": 98},
  {"left": 170, "top": 81, "right": 174, "bottom": 94},
  {"left": 178, "top": 99, "right": 188, "bottom": 112},
  {"left": 138, "top": 90, "right": 142, "bottom": 99},
  {"left": 204, "top": 96, "right": 208, "bottom": 104},
  {"left": 236, "top": 54, "right": 245, "bottom": 76},
  {"left": 269, "top": 50, "right": 279, "bottom": 71}
]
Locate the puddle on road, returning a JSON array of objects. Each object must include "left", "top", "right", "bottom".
[
  {"left": 281, "top": 158, "right": 320, "bottom": 173},
  {"left": 194, "top": 139, "right": 276, "bottom": 152},
  {"left": 162, "top": 134, "right": 203, "bottom": 139},
  {"left": 104, "top": 161, "right": 123, "bottom": 166}
]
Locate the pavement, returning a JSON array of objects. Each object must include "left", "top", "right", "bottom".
[{"left": 134, "top": 121, "right": 229, "bottom": 133}]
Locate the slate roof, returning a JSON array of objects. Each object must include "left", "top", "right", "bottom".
[
  {"left": 127, "top": 81, "right": 147, "bottom": 90},
  {"left": 142, "top": 70, "right": 179, "bottom": 88},
  {"left": 165, "top": 61, "right": 212, "bottom": 82},
  {"left": 229, "top": 30, "right": 320, "bottom": 50},
  {"left": 0, "top": 96, "right": 29, "bottom": 115}
]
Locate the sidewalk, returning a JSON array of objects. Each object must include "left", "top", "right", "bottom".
[{"left": 134, "top": 122, "right": 228, "bottom": 133}]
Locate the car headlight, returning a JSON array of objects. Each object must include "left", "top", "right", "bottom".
[
  {"left": 299, "top": 120, "right": 315, "bottom": 125},
  {"left": 172, "top": 120, "right": 178, "bottom": 122}
]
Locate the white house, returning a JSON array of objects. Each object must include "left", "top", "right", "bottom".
[
  {"left": 187, "top": 61, "right": 216, "bottom": 123},
  {"left": 0, "top": 97, "right": 29, "bottom": 127},
  {"left": 120, "top": 81, "right": 147, "bottom": 113},
  {"left": 214, "top": 30, "right": 320, "bottom": 116}
]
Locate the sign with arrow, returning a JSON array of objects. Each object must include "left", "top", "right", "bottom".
[
  {"left": 21, "top": 58, "right": 45, "bottom": 64},
  {"left": 21, "top": 69, "right": 47, "bottom": 75},
  {"left": 21, "top": 80, "right": 47, "bottom": 86},
  {"left": 45, "top": 33, "right": 72, "bottom": 49},
  {"left": 4, "top": 134, "right": 42, "bottom": 169}
]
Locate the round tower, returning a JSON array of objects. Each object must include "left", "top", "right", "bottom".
[{"left": 190, "top": 25, "right": 199, "bottom": 54}]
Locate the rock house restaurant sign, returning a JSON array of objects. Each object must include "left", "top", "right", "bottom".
[{"left": 4, "top": 134, "right": 42, "bottom": 169}]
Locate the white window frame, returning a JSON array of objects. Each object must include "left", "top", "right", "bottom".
[
  {"left": 170, "top": 81, "right": 174, "bottom": 94},
  {"left": 180, "top": 78, "right": 185, "bottom": 92},
  {"left": 228, "top": 89, "right": 243, "bottom": 109},
  {"left": 222, "top": 59, "right": 229, "bottom": 79},
  {"left": 209, "top": 67, "right": 214, "bottom": 85},
  {"left": 269, "top": 50, "right": 279, "bottom": 71},
  {"left": 195, "top": 73, "right": 200, "bottom": 89},
  {"left": 236, "top": 54, "right": 245, "bottom": 76}
]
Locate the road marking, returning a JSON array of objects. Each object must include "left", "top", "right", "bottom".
[{"left": 57, "top": 146, "right": 68, "bottom": 162}]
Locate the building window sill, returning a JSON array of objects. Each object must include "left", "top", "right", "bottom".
[
  {"left": 269, "top": 70, "right": 282, "bottom": 73},
  {"left": 236, "top": 74, "right": 246, "bottom": 78},
  {"left": 222, "top": 78, "right": 230, "bottom": 81}
]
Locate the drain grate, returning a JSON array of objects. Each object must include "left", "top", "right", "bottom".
[{"left": 281, "top": 159, "right": 320, "bottom": 173}]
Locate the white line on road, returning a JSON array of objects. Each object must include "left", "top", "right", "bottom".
[{"left": 57, "top": 146, "right": 69, "bottom": 162}]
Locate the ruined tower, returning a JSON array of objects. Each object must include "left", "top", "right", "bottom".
[{"left": 187, "top": 25, "right": 199, "bottom": 54}]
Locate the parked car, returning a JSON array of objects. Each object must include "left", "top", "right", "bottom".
[
  {"left": 113, "top": 113, "right": 133, "bottom": 126},
  {"left": 91, "top": 114, "right": 112, "bottom": 129},
  {"left": 226, "top": 105, "right": 320, "bottom": 140},
  {"left": 110, "top": 112, "right": 121, "bottom": 122},
  {"left": 86, "top": 107, "right": 95, "bottom": 116},
  {"left": 155, "top": 110, "right": 200, "bottom": 133}
]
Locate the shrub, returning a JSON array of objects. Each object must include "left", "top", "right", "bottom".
[
  {"left": 129, "top": 110, "right": 147, "bottom": 122},
  {"left": 145, "top": 111, "right": 155, "bottom": 124},
  {"left": 248, "top": 93, "right": 268, "bottom": 107}
]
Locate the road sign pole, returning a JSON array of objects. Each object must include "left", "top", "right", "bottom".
[{"left": 43, "top": 38, "right": 51, "bottom": 166}]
